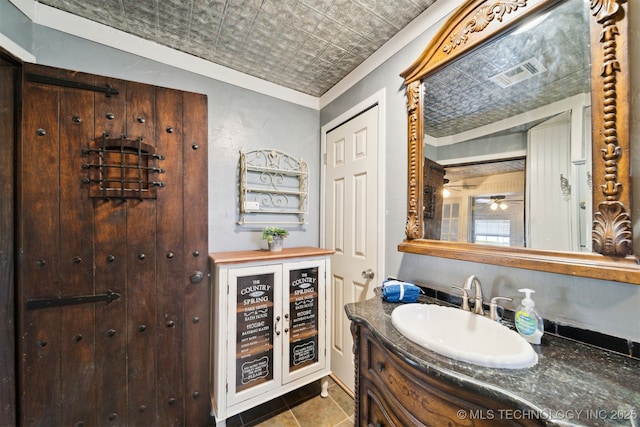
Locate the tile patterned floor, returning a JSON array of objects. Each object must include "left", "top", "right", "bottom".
[{"left": 222, "top": 376, "right": 354, "bottom": 427}]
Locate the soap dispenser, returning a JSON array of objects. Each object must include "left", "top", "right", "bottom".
[{"left": 515, "top": 288, "right": 544, "bottom": 344}]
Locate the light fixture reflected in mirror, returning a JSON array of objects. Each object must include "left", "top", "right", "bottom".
[
  {"left": 443, "top": 181, "right": 477, "bottom": 200},
  {"left": 442, "top": 178, "right": 451, "bottom": 198},
  {"left": 490, "top": 196, "right": 508, "bottom": 211},
  {"left": 490, "top": 202, "right": 506, "bottom": 210},
  {"left": 512, "top": 11, "right": 551, "bottom": 35}
]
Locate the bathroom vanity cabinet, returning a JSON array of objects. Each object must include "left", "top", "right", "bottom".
[
  {"left": 209, "top": 247, "right": 333, "bottom": 426},
  {"left": 347, "top": 295, "right": 640, "bottom": 427},
  {"left": 353, "top": 322, "right": 543, "bottom": 426}
]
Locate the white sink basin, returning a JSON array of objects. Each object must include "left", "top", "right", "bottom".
[{"left": 391, "top": 303, "right": 538, "bottom": 369}]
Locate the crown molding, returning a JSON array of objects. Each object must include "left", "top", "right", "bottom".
[
  {"left": 8, "top": 0, "right": 457, "bottom": 111},
  {"left": 8, "top": 0, "right": 319, "bottom": 109}
]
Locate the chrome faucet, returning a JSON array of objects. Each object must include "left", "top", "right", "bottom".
[
  {"left": 453, "top": 276, "right": 512, "bottom": 322},
  {"left": 463, "top": 275, "right": 485, "bottom": 315}
]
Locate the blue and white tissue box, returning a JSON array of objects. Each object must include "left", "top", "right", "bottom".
[{"left": 381, "top": 279, "right": 421, "bottom": 303}]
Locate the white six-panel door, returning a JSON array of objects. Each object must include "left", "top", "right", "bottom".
[{"left": 325, "top": 105, "right": 379, "bottom": 393}]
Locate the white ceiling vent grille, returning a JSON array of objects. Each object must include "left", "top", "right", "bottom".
[{"left": 489, "top": 57, "right": 548, "bottom": 88}]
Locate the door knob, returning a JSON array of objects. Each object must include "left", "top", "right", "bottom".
[
  {"left": 361, "top": 269, "right": 375, "bottom": 280},
  {"left": 190, "top": 271, "right": 204, "bottom": 284}
]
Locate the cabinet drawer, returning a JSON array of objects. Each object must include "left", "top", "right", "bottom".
[
  {"left": 362, "top": 379, "right": 394, "bottom": 427},
  {"left": 360, "top": 377, "right": 423, "bottom": 427},
  {"left": 357, "top": 326, "right": 543, "bottom": 427}
]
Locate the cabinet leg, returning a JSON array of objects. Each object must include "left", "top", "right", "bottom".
[{"left": 321, "top": 378, "right": 329, "bottom": 398}]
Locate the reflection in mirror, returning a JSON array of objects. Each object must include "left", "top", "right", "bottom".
[
  {"left": 400, "top": 0, "right": 637, "bottom": 282},
  {"left": 421, "top": 0, "right": 592, "bottom": 253},
  {"left": 440, "top": 157, "right": 526, "bottom": 247}
]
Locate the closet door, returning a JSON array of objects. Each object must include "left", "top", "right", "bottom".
[
  {"left": 16, "top": 63, "right": 209, "bottom": 426},
  {"left": 526, "top": 112, "right": 571, "bottom": 250}
]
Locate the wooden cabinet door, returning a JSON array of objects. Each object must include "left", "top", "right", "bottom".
[{"left": 16, "top": 63, "right": 209, "bottom": 426}]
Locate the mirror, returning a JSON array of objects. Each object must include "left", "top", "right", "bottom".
[
  {"left": 422, "top": 0, "right": 590, "bottom": 251},
  {"left": 399, "top": 0, "right": 639, "bottom": 284}
]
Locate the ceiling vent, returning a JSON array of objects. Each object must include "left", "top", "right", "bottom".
[{"left": 489, "top": 57, "right": 547, "bottom": 88}]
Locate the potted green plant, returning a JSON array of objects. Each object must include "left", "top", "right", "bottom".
[{"left": 262, "top": 227, "right": 289, "bottom": 252}]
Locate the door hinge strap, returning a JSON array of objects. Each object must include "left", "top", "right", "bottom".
[
  {"left": 25, "top": 73, "right": 120, "bottom": 97},
  {"left": 26, "top": 290, "right": 121, "bottom": 310}
]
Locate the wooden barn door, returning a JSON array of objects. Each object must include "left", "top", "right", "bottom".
[
  {"left": 16, "top": 63, "right": 210, "bottom": 426},
  {"left": 423, "top": 157, "right": 445, "bottom": 240}
]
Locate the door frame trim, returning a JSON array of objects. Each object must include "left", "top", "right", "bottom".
[
  {"left": 320, "top": 88, "right": 386, "bottom": 281},
  {"left": 0, "top": 54, "right": 17, "bottom": 427}
]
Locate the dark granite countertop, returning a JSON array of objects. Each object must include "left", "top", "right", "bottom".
[{"left": 345, "top": 294, "right": 640, "bottom": 427}]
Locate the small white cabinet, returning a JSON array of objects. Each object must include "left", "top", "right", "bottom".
[{"left": 209, "top": 247, "right": 333, "bottom": 426}]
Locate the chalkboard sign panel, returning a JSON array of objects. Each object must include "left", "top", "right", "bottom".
[
  {"left": 289, "top": 267, "right": 319, "bottom": 371},
  {"left": 236, "top": 273, "right": 274, "bottom": 392}
]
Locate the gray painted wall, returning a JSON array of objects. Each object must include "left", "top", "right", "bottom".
[
  {"left": 434, "top": 133, "right": 527, "bottom": 163},
  {"left": 321, "top": 4, "right": 640, "bottom": 342},
  {"left": 0, "top": 0, "right": 31, "bottom": 52},
  {"left": 0, "top": 0, "right": 320, "bottom": 253},
  {"left": 2, "top": 0, "right": 640, "bottom": 341}
]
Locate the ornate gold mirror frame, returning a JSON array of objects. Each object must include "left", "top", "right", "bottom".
[{"left": 398, "top": 0, "right": 640, "bottom": 284}]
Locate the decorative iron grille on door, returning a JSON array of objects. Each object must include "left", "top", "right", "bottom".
[
  {"left": 82, "top": 133, "right": 165, "bottom": 200},
  {"left": 238, "top": 149, "right": 308, "bottom": 225}
]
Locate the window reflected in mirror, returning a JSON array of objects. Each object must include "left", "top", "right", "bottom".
[
  {"left": 428, "top": 107, "right": 591, "bottom": 253},
  {"left": 438, "top": 159, "right": 525, "bottom": 247},
  {"left": 472, "top": 194, "right": 524, "bottom": 247}
]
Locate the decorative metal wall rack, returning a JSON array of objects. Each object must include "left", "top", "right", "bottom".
[{"left": 238, "top": 149, "right": 308, "bottom": 225}]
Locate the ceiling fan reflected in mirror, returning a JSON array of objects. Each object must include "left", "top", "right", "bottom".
[
  {"left": 489, "top": 196, "right": 508, "bottom": 211},
  {"left": 474, "top": 195, "right": 524, "bottom": 211},
  {"left": 442, "top": 182, "right": 477, "bottom": 198}
]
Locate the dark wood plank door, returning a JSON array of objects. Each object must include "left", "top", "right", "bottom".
[
  {"left": 16, "top": 63, "right": 210, "bottom": 426},
  {"left": 423, "top": 157, "right": 445, "bottom": 240}
]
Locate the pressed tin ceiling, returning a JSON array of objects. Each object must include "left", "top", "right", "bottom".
[
  {"left": 423, "top": 0, "right": 590, "bottom": 139},
  {"left": 34, "top": 0, "right": 437, "bottom": 97}
]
